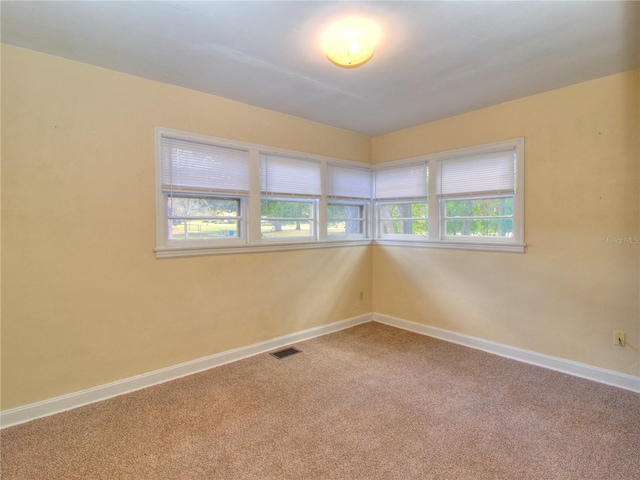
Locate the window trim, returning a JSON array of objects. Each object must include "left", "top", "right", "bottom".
[
  {"left": 154, "top": 127, "right": 372, "bottom": 258},
  {"left": 155, "top": 128, "right": 525, "bottom": 257},
  {"left": 373, "top": 137, "right": 525, "bottom": 253},
  {"left": 155, "top": 128, "right": 253, "bottom": 253}
]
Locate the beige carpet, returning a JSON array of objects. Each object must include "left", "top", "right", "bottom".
[{"left": 2, "top": 322, "right": 639, "bottom": 479}]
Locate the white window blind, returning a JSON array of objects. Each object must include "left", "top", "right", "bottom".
[
  {"left": 260, "top": 154, "right": 321, "bottom": 197},
  {"left": 161, "top": 136, "right": 250, "bottom": 194},
  {"left": 327, "top": 164, "right": 372, "bottom": 199},
  {"left": 374, "top": 163, "right": 428, "bottom": 200},
  {"left": 440, "top": 149, "right": 515, "bottom": 198}
]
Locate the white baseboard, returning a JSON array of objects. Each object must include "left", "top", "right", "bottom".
[
  {"left": 373, "top": 312, "right": 640, "bottom": 394},
  {"left": 4, "top": 312, "right": 637, "bottom": 429},
  {"left": 0, "top": 313, "right": 373, "bottom": 429}
]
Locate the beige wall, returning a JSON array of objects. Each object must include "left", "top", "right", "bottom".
[
  {"left": 2, "top": 44, "right": 638, "bottom": 412},
  {"left": 373, "top": 70, "right": 639, "bottom": 376},
  {"left": 0, "top": 45, "right": 372, "bottom": 409}
]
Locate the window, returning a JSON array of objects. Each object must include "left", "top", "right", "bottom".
[
  {"left": 374, "top": 162, "right": 428, "bottom": 239},
  {"left": 440, "top": 148, "right": 515, "bottom": 239},
  {"left": 259, "top": 153, "right": 321, "bottom": 241},
  {"left": 156, "top": 131, "right": 249, "bottom": 251},
  {"left": 155, "top": 128, "right": 372, "bottom": 257},
  {"left": 442, "top": 197, "right": 513, "bottom": 238},
  {"left": 437, "top": 141, "right": 523, "bottom": 247},
  {"left": 327, "top": 164, "right": 371, "bottom": 238},
  {"left": 168, "top": 196, "right": 242, "bottom": 241},
  {"left": 372, "top": 138, "right": 524, "bottom": 252},
  {"left": 155, "top": 127, "right": 523, "bottom": 257}
]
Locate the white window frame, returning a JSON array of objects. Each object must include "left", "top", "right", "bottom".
[
  {"left": 260, "top": 196, "right": 319, "bottom": 243},
  {"left": 166, "top": 193, "right": 247, "bottom": 243},
  {"left": 373, "top": 160, "right": 429, "bottom": 241},
  {"left": 326, "top": 163, "right": 372, "bottom": 240},
  {"left": 374, "top": 138, "right": 525, "bottom": 253},
  {"left": 376, "top": 200, "right": 429, "bottom": 239},
  {"left": 327, "top": 200, "right": 370, "bottom": 239},
  {"left": 155, "top": 128, "right": 524, "bottom": 257},
  {"left": 154, "top": 127, "right": 372, "bottom": 258},
  {"left": 155, "top": 128, "right": 251, "bottom": 255},
  {"left": 259, "top": 153, "right": 322, "bottom": 244}
]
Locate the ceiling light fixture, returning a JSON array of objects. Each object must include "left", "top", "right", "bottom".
[
  {"left": 321, "top": 17, "right": 380, "bottom": 69},
  {"left": 326, "top": 35, "right": 374, "bottom": 68}
]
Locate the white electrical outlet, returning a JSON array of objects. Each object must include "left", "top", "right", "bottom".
[{"left": 613, "top": 331, "right": 626, "bottom": 347}]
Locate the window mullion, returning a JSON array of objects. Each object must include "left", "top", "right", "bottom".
[
  {"left": 248, "top": 149, "right": 262, "bottom": 244},
  {"left": 428, "top": 159, "right": 439, "bottom": 241},
  {"left": 319, "top": 164, "right": 328, "bottom": 241}
]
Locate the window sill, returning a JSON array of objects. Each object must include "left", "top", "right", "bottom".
[
  {"left": 374, "top": 239, "right": 526, "bottom": 253},
  {"left": 155, "top": 239, "right": 373, "bottom": 258},
  {"left": 156, "top": 238, "right": 526, "bottom": 258}
]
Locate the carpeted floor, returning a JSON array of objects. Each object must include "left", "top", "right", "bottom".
[{"left": 2, "top": 322, "right": 639, "bottom": 479}]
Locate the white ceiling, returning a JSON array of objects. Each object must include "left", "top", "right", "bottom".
[{"left": 2, "top": 1, "right": 638, "bottom": 137}]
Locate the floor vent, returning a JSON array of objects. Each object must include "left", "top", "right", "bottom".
[{"left": 270, "top": 347, "right": 301, "bottom": 359}]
